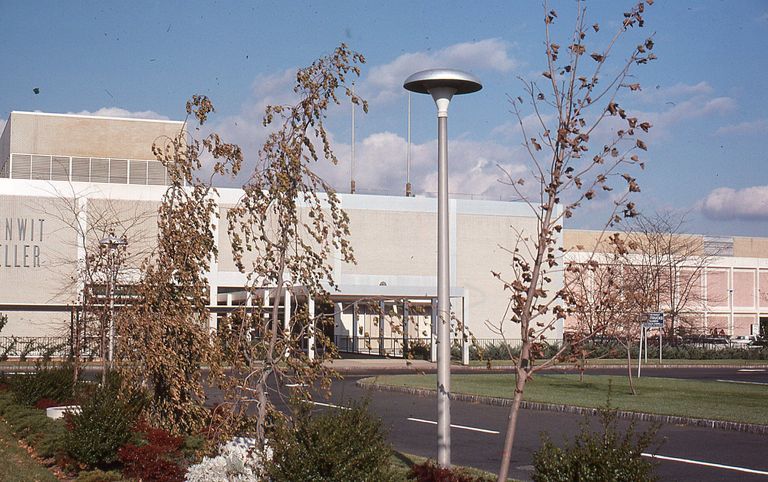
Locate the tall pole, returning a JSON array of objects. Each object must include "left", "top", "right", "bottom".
[
  {"left": 108, "top": 249, "right": 115, "bottom": 364},
  {"left": 436, "top": 100, "right": 451, "bottom": 467},
  {"left": 404, "top": 69, "right": 481, "bottom": 469},
  {"left": 406, "top": 92, "right": 412, "bottom": 197}
]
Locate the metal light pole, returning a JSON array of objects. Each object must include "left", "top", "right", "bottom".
[
  {"left": 404, "top": 69, "right": 481, "bottom": 468},
  {"left": 99, "top": 233, "right": 127, "bottom": 365}
]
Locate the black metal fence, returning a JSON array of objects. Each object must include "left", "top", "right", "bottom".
[{"left": 0, "top": 336, "right": 102, "bottom": 361}]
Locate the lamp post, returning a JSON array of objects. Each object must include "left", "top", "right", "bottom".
[
  {"left": 404, "top": 69, "right": 481, "bottom": 467},
  {"left": 99, "top": 233, "right": 127, "bottom": 365}
]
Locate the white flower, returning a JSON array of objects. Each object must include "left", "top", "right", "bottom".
[{"left": 185, "top": 437, "right": 272, "bottom": 482}]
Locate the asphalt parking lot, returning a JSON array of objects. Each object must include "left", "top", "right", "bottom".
[{"left": 316, "top": 367, "right": 768, "bottom": 481}]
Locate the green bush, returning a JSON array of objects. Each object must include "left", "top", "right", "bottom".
[
  {"left": 65, "top": 378, "right": 143, "bottom": 468},
  {"left": 10, "top": 365, "right": 76, "bottom": 406},
  {"left": 267, "top": 400, "right": 393, "bottom": 481},
  {"left": 0, "top": 392, "right": 68, "bottom": 458},
  {"left": 532, "top": 401, "right": 659, "bottom": 482}
]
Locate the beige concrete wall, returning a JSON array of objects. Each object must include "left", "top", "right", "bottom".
[
  {"left": 734, "top": 236, "right": 768, "bottom": 258},
  {"left": 2, "top": 311, "right": 72, "bottom": 338},
  {"left": 86, "top": 199, "right": 160, "bottom": 270},
  {"left": 456, "top": 213, "right": 548, "bottom": 338},
  {"left": 9, "top": 112, "right": 182, "bottom": 160},
  {"left": 345, "top": 209, "right": 437, "bottom": 276},
  {"left": 1, "top": 195, "right": 79, "bottom": 304}
]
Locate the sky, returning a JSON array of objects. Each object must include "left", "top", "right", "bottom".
[{"left": 1, "top": 1, "right": 767, "bottom": 236}]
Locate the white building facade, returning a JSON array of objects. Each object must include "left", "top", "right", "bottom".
[{"left": 0, "top": 111, "right": 562, "bottom": 357}]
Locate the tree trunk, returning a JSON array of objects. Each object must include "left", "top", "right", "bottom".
[
  {"left": 497, "top": 365, "right": 528, "bottom": 482},
  {"left": 626, "top": 343, "right": 636, "bottom": 396}
]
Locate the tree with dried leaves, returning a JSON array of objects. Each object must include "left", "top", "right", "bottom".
[
  {"left": 117, "top": 94, "right": 243, "bottom": 435},
  {"left": 118, "top": 45, "right": 367, "bottom": 445},
  {"left": 221, "top": 44, "right": 367, "bottom": 444},
  {"left": 492, "top": 2, "right": 656, "bottom": 480}
]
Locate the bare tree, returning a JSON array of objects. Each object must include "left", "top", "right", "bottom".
[
  {"left": 619, "top": 211, "right": 715, "bottom": 337},
  {"left": 565, "top": 234, "right": 642, "bottom": 394},
  {"left": 36, "top": 185, "right": 154, "bottom": 382},
  {"left": 492, "top": 2, "right": 656, "bottom": 480}
]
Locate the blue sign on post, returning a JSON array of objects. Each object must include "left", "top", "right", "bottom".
[{"left": 644, "top": 312, "right": 664, "bottom": 328}]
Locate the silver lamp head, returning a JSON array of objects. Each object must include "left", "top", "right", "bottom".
[
  {"left": 99, "top": 234, "right": 127, "bottom": 248},
  {"left": 404, "top": 69, "right": 482, "bottom": 116},
  {"left": 403, "top": 69, "right": 483, "bottom": 95}
]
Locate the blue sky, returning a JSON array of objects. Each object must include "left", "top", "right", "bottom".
[{"left": 2, "top": 1, "right": 767, "bottom": 236}]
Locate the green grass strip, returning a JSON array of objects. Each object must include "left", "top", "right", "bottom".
[
  {"left": 371, "top": 373, "right": 768, "bottom": 426},
  {"left": 462, "top": 358, "right": 768, "bottom": 367}
]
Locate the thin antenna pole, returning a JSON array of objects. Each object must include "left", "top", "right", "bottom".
[
  {"left": 406, "top": 92, "right": 412, "bottom": 197},
  {"left": 351, "top": 95, "right": 356, "bottom": 194}
]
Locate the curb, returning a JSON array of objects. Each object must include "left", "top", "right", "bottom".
[{"left": 356, "top": 380, "right": 768, "bottom": 435}]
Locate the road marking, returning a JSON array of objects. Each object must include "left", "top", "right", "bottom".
[
  {"left": 716, "top": 379, "right": 768, "bottom": 386},
  {"left": 737, "top": 369, "right": 766, "bottom": 372},
  {"left": 312, "top": 401, "right": 350, "bottom": 410},
  {"left": 407, "top": 417, "right": 499, "bottom": 434},
  {"left": 642, "top": 453, "right": 768, "bottom": 476}
]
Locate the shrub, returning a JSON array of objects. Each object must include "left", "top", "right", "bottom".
[
  {"left": 266, "top": 400, "right": 393, "bottom": 481},
  {"left": 65, "top": 378, "right": 143, "bottom": 467},
  {"left": 118, "top": 422, "right": 185, "bottom": 482},
  {"left": 408, "top": 340, "right": 432, "bottom": 361},
  {"left": 10, "top": 365, "right": 75, "bottom": 406},
  {"left": 532, "top": 399, "right": 659, "bottom": 482},
  {"left": 0, "top": 392, "right": 68, "bottom": 459},
  {"left": 408, "top": 459, "right": 490, "bottom": 482}
]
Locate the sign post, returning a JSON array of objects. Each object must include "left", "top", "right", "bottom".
[{"left": 639, "top": 312, "right": 664, "bottom": 377}]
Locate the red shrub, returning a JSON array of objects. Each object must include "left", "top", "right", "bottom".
[
  {"left": 409, "top": 460, "right": 484, "bottom": 482},
  {"left": 34, "top": 398, "right": 62, "bottom": 410},
  {"left": 118, "top": 423, "right": 185, "bottom": 482}
]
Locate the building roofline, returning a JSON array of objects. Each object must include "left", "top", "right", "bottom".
[{"left": 9, "top": 110, "right": 184, "bottom": 125}]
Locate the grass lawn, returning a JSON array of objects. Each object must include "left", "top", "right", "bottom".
[
  {"left": 0, "top": 419, "right": 58, "bottom": 482},
  {"left": 462, "top": 358, "right": 768, "bottom": 367},
  {"left": 369, "top": 373, "right": 768, "bottom": 425}
]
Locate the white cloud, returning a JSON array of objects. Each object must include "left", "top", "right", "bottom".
[
  {"left": 715, "top": 118, "right": 768, "bottom": 136},
  {"left": 0, "top": 118, "right": 6, "bottom": 134},
  {"left": 67, "top": 107, "right": 170, "bottom": 120},
  {"left": 700, "top": 186, "right": 768, "bottom": 221},
  {"left": 310, "top": 129, "right": 529, "bottom": 200},
  {"left": 361, "top": 39, "right": 518, "bottom": 104}
]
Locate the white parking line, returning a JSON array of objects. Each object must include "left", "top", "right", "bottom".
[
  {"left": 312, "top": 401, "right": 351, "bottom": 410},
  {"left": 642, "top": 453, "right": 768, "bottom": 476},
  {"left": 716, "top": 379, "right": 768, "bottom": 386},
  {"left": 737, "top": 369, "right": 766, "bottom": 372},
  {"left": 407, "top": 417, "right": 499, "bottom": 434}
]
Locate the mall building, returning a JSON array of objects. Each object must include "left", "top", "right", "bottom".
[
  {"left": 0, "top": 111, "right": 557, "bottom": 360},
  {"left": 564, "top": 231, "right": 768, "bottom": 339},
  {"left": 2, "top": 111, "right": 766, "bottom": 360}
]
